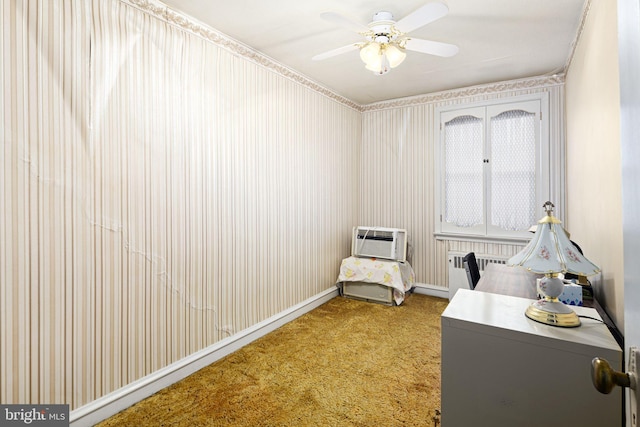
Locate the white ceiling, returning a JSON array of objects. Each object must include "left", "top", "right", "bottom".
[{"left": 160, "top": 0, "right": 587, "bottom": 105}]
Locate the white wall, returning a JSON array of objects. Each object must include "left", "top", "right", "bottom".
[{"left": 565, "top": 0, "right": 624, "bottom": 329}]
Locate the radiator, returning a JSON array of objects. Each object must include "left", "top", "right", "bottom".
[{"left": 448, "top": 252, "right": 509, "bottom": 300}]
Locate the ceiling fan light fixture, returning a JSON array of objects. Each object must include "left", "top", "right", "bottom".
[
  {"left": 385, "top": 43, "right": 406, "bottom": 68},
  {"left": 361, "top": 42, "right": 387, "bottom": 74},
  {"left": 360, "top": 42, "right": 403, "bottom": 75},
  {"left": 315, "top": 2, "right": 458, "bottom": 74},
  {"left": 368, "top": 56, "right": 391, "bottom": 75},
  {"left": 364, "top": 55, "right": 386, "bottom": 74},
  {"left": 360, "top": 42, "right": 381, "bottom": 64}
]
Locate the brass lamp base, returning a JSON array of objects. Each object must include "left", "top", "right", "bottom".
[{"left": 525, "top": 298, "right": 581, "bottom": 328}]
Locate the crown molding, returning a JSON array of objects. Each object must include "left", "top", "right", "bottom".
[
  {"left": 564, "top": 0, "right": 592, "bottom": 74},
  {"left": 121, "top": 0, "right": 565, "bottom": 115},
  {"left": 120, "top": 0, "right": 361, "bottom": 111},
  {"left": 360, "top": 74, "right": 565, "bottom": 112}
]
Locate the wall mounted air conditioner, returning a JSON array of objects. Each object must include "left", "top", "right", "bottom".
[{"left": 351, "top": 226, "right": 407, "bottom": 262}]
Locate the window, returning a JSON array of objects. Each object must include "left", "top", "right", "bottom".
[{"left": 435, "top": 95, "right": 550, "bottom": 240}]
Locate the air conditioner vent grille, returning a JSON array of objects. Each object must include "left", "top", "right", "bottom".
[{"left": 352, "top": 226, "right": 407, "bottom": 262}]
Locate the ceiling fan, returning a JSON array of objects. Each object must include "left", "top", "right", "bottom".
[{"left": 312, "top": 2, "right": 459, "bottom": 75}]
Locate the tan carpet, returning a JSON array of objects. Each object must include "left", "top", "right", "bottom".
[{"left": 98, "top": 293, "right": 448, "bottom": 426}]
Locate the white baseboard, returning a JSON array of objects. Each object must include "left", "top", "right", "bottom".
[
  {"left": 70, "top": 287, "right": 339, "bottom": 427},
  {"left": 413, "top": 282, "right": 449, "bottom": 300}
]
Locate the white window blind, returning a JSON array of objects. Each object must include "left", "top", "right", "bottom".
[
  {"left": 444, "top": 114, "right": 484, "bottom": 228},
  {"left": 489, "top": 109, "right": 537, "bottom": 231},
  {"left": 437, "top": 97, "right": 549, "bottom": 240}
]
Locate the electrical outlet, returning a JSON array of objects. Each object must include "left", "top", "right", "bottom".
[{"left": 632, "top": 348, "right": 638, "bottom": 426}]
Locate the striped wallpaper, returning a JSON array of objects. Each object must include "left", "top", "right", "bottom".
[
  {"left": 0, "top": 0, "right": 566, "bottom": 413},
  {"left": 1, "top": 0, "right": 360, "bottom": 409}
]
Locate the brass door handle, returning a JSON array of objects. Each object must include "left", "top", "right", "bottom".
[
  {"left": 592, "top": 348, "right": 640, "bottom": 425},
  {"left": 591, "top": 357, "right": 632, "bottom": 394}
]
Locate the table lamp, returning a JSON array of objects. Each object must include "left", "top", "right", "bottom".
[{"left": 507, "top": 201, "right": 601, "bottom": 327}]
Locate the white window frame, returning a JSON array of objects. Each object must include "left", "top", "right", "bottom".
[{"left": 434, "top": 93, "right": 553, "bottom": 242}]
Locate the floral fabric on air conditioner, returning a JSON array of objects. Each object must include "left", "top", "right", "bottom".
[{"left": 336, "top": 256, "right": 416, "bottom": 305}]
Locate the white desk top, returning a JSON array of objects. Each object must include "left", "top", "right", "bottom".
[{"left": 442, "top": 289, "right": 621, "bottom": 356}]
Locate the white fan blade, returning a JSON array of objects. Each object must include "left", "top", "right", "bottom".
[
  {"left": 312, "top": 44, "right": 359, "bottom": 61},
  {"left": 395, "top": 2, "right": 449, "bottom": 34},
  {"left": 405, "top": 38, "right": 459, "bottom": 57},
  {"left": 320, "top": 11, "right": 369, "bottom": 33}
]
